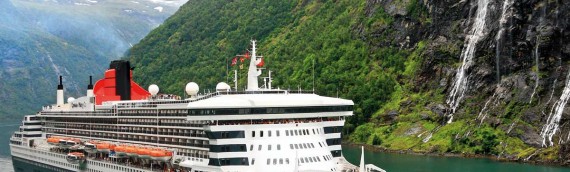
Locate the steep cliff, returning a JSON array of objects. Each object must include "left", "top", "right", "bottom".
[{"left": 127, "top": 0, "right": 570, "bottom": 164}]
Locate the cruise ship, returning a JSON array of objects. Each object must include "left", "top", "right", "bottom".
[{"left": 9, "top": 41, "right": 385, "bottom": 172}]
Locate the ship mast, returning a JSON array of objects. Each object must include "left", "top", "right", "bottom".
[{"left": 247, "top": 40, "right": 259, "bottom": 91}]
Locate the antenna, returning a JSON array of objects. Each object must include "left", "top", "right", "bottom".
[
  {"left": 234, "top": 70, "right": 238, "bottom": 90},
  {"left": 312, "top": 58, "right": 315, "bottom": 92}
]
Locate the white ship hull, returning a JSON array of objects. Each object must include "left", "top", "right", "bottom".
[{"left": 11, "top": 144, "right": 155, "bottom": 172}]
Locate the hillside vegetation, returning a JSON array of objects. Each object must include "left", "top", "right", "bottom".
[{"left": 128, "top": 0, "right": 570, "bottom": 164}]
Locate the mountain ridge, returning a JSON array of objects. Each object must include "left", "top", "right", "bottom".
[{"left": 0, "top": 0, "right": 186, "bottom": 119}]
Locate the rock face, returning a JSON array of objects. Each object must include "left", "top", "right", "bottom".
[
  {"left": 414, "top": 0, "right": 570, "bottom": 163},
  {"left": 367, "top": 0, "right": 570, "bottom": 164}
]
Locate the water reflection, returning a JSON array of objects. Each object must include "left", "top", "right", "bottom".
[{"left": 342, "top": 145, "right": 570, "bottom": 172}]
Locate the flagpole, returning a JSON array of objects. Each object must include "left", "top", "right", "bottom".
[
  {"left": 226, "top": 56, "right": 239, "bottom": 83},
  {"left": 226, "top": 57, "right": 229, "bottom": 83}
]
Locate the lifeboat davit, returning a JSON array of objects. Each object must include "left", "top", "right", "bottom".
[
  {"left": 114, "top": 145, "right": 128, "bottom": 157},
  {"left": 68, "top": 138, "right": 81, "bottom": 150},
  {"left": 137, "top": 147, "right": 151, "bottom": 160},
  {"left": 96, "top": 143, "right": 111, "bottom": 153},
  {"left": 125, "top": 146, "right": 138, "bottom": 158},
  {"left": 150, "top": 149, "right": 172, "bottom": 162},
  {"left": 66, "top": 152, "right": 86, "bottom": 164},
  {"left": 84, "top": 142, "right": 98, "bottom": 154}
]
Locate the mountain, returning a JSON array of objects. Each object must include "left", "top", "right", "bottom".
[
  {"left": 127, "top": 0, "right": 570, "bottom": 165},
  {"left": 0, "top": 0, "right": 186, "bottom": 119}
]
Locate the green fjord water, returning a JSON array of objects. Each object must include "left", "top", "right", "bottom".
[{"left": 1, "top": 120, "right": 570, "bottom": 172}]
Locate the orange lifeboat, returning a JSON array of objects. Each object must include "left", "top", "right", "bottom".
[
  {"left": 150, "top": 149, "right": 172, "bottom": 162},
  {"left": 47, "top": 137, "right": 61, "bottom": 145},
  {"left": 114, "top": 145, "right": 127, "bottom": 157},
  {"left": 137, "top": 147, "right": 151, "bottom": 159},
  {"left": 109, "top": 144, "right": 116, "bottom": 151},
  {"left": 96, "top": 143, "right": 111, "bottom": 153},
  {"left": 66, "top": 152, "right": 86, "bottom": 164},
  {"left": 125, "top": 145, "right": 138, "bottom": 158}
]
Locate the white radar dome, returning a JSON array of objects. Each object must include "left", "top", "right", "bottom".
[
  {"left": 216, "top": 82, "right": 231, "bottom": 92},
  {"left": 67, "top": 97, "right": 75, "bottom": 103},
  {"left": 185, "top": 82, "right": 199, "bottom": 96},
  {"left": 148, "top": 84, "right": 159, "bottom": 96}
]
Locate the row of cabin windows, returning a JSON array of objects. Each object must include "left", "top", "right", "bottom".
[
  {"left": 188, "top": 105, "right": 353, "bottom": 116},
  {"left": 247, "top": 141, "right": 328, "bottom": 152},
  {"left": 46, "top": 129, "right": 211, "bottom": 151},
  {"left": 251, "top": 128, "right": 323, "bottom": 138},
  {"left": 45, "top": 123, "right": 206, "bottom": 138},
  {"left": 258, "top": 155, "right": 330, "bottom": 166},
  {"left": 249, "top": 144, "right": 282, "bottom": 151}
]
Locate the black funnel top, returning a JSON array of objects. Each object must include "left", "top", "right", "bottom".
[
  {"left": 87, "top": 76, "right": 93, "bottom": 89},
  {"left": 109, "top": 60, "right": 131, "bottom": 100},
  {"left": 57, "top": 76, "right": 63, "bottom": 90}
]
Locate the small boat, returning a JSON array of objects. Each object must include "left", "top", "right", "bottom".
[
  {"left": 114, "top": 145, "right": 128, "bottom": 157},
  {"left": 96, "top": 143, "right": 111, "bottom": 153},
  {"left": 47, "top": 137, "right": 61, "bottom": 145},
  {"left": 137, "top": 147, "right": 151, "bottom": 160},
  {"left": 150, "top": 149, "right": 172, "bottom": 162},
  {"left": 84, "top": 142, "right": 98, "bottom": 154},
  {"left": 125, "top": 145, "right": 138, "bottom": 158},
  {"left": 66, "top": 152, "right": 86, "bottom": 164},
  {"left": 69, "top": 144, "right": 81, "bottom": 151}
]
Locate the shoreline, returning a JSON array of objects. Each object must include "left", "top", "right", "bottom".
[{"left": 342, "top": 143, "right": 569, "bottom": 168}]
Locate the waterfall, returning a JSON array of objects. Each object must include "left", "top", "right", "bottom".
[
  {"left": 446, "top": 0, "right": 490, "bottom": 123},
  {"left": 530, "top": 40, "right": 540, "bottom": 104},
  {"left": 506, "top": 122, "right": 516, "bottom": 134},
  {"left": 477, "top": 93, "right": 496, "bottom": 126},
  {"left": 422, "top": 133, "right": 433, "bottom": 143},
  {"left": 540, "top": 70, "right": 570, "bottom": 147},
  {"left": 495, "top": 0, "right": 513, "bottom": 82}
]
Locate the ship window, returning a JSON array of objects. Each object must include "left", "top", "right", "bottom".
[
  {"left": 252, "top": 131, "right": 255, "bottom": 137},
  {"left": 301, "top": 158, "right": 305, "bottom": 163},
  {"left": 279, "top": 158, "right": 283, "bottom": 164},
  {"left": 294, "top": 130, "right": 298, "bottom": 135},
  {"left": 277, "top": 144, "right": 281, "bottom": 150},
  {"left": 260, "top": 131, "right": 264, "bottom": 137},
  {"left": 250, "top": 145, "right": 254, "bottom": 151},
  {"left": 285, "top": 130, "right": 289, "bottom": 136},
  {"left": 267, "top": 159, "right": 270, "bottom": 165},
  {"left": 294, "top": 144, "right": 299, "bottom": 149},
  {"left": 313, "top": 129, "right": 316, "bottom": 134},
  {"left": 258, "top": 145, "right": 262, "bottom": 151},
  {"left": 290, "top": 144, "right": 294, "bottom": 149},
  {"left": 286, "top": 158, "right": 290, "bottom": 164},
  {"left": 273, "top": 159, "right": 277, "bottom": 165},
  {"left": 251, "top": 158, "right": 255, "bottom": 165},
  {"left": 268, "top": 145, "right": 272, "bottom": 151},
  {"left": 277, "top": 130, "right": 280, "bottom": 137},
  {"left": 268, "top": 130, "right": 272, "bottom": 137}
]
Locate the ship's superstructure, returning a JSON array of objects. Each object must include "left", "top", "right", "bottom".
[{"left": 9, "top": 41, "right": 385, "bottom": 172}]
